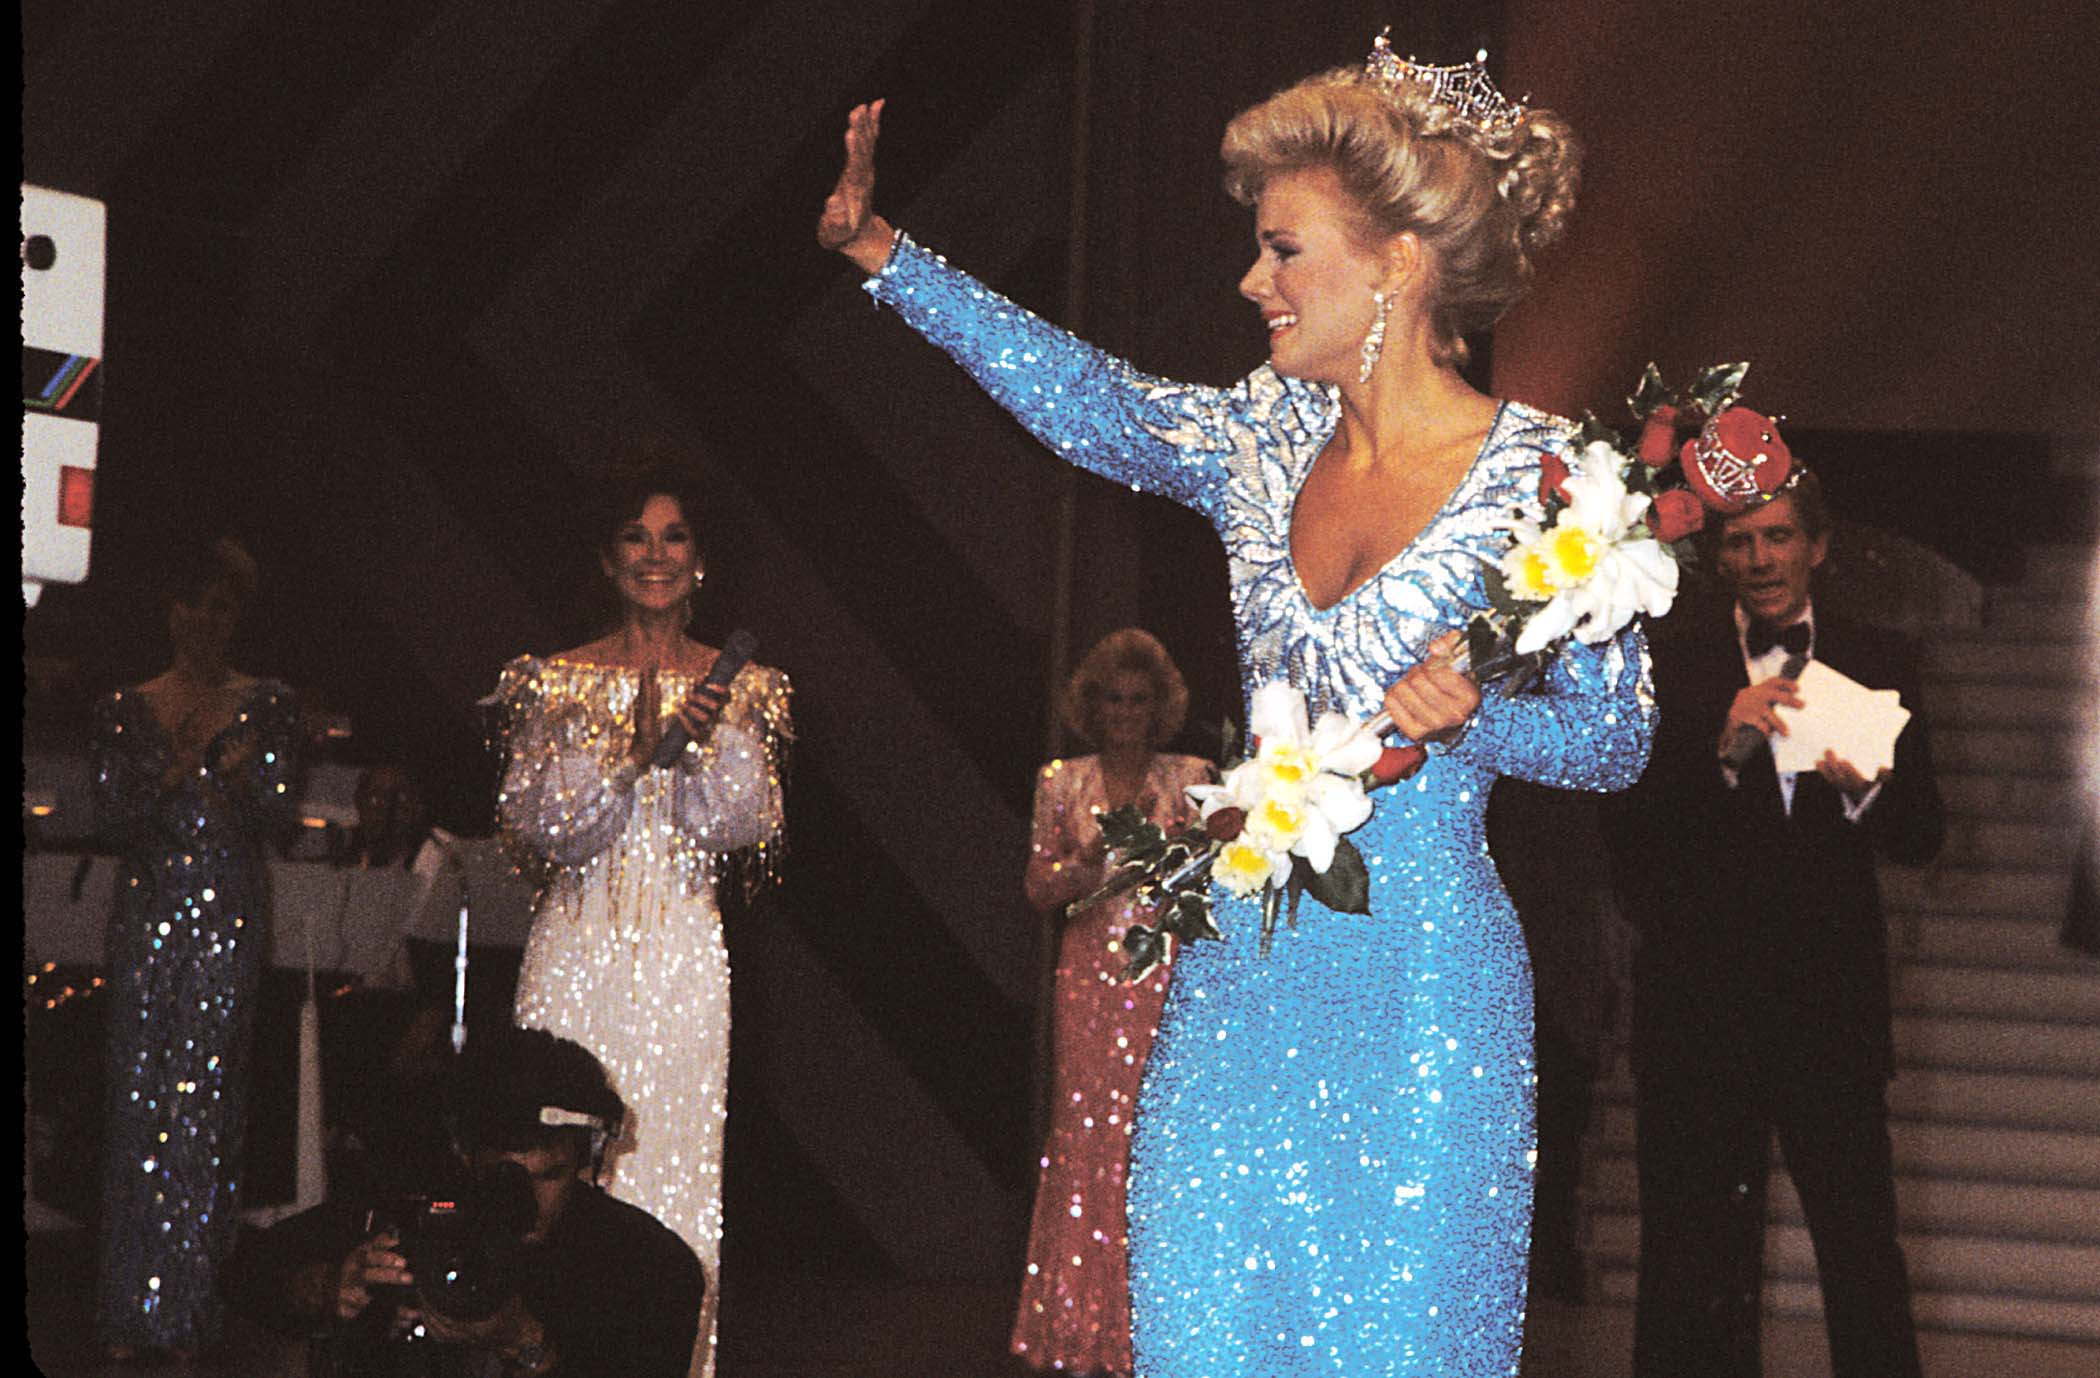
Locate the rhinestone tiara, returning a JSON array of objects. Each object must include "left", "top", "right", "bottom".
[{"left": 1362, "top": 27, "right": 1527, "bottom": 137}]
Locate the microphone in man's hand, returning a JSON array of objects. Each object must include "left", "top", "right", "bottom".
[
  {"left": 649, "top": 630, "right": 759, "bottom": 770},
  {"left": 1719, "top": 651, "right": 1810, "bottom": 768}
]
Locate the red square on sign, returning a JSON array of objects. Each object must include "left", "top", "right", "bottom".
[{"left": 59, "top": 465, "right": 95, "bottom": 528}]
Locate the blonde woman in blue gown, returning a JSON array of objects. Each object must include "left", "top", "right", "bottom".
[{"left": 819, "top": 47, "right": 1653, "bottom": 1377}]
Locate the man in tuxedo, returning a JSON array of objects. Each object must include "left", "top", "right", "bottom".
[{"left": 1613, "top": 468, "right": 1944, "bottom": 1378}]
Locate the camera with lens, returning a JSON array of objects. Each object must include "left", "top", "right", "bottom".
[
  {"left": 394, "top": 1157, "right": 538, "bottom": 1323},
  {"left": 312, "top": 1159, "right": 539, "bottom": 1378}
]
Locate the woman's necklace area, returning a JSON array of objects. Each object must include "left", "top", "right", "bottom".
[{"left": 1099, "top": 753, "right": 1154, "bottom": 809}]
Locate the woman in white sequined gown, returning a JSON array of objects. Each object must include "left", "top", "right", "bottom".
[{"left": 496, "top": 467, "right": 789, "bottom": 1378}]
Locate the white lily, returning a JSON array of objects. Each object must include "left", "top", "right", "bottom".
[
  {"left": 1511, "top": 445, "right": 1681, "bottom": 655},
  {"left": 1185, "top": 682, "right": 1381, "bottom": 876}
]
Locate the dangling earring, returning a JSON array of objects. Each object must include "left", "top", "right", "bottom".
[
  {"left": 1358, "top": 289, "right": 1394, "bottom": 383},
  {"left": 682, "top": 569, "right": 704, "bottom": 629}
]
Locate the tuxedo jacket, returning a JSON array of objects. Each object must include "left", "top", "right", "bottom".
[{"left": 1613, "top": 602, "right": 1944, "bottom": 1088}]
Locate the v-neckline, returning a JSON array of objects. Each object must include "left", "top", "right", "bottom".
[
  {"left": 1286, "top": 401, "right": 1508, "bottom": 615},
  {"left": 133, "top": 676, "right": 263, "bottom": 754}
]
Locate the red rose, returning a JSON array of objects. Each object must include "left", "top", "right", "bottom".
[
  {"left": 1538, "top": 451, "right": 1571, "bottom": 507},
  {"left": 1369, "top": 744, "right": 1428, "bottom": 787},
  {"left": 1637, "top": 405, "right": 1680, "bottom": 468},
  {"left": 1203, "top": 807, "right": 1246, "bottom": 842},
  {"left": 1648, "top": 487, "right": 1706, "bottom": 542}
]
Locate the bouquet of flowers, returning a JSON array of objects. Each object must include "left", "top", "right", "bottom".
[{"left": 1096, "top": 363, "right": 1782, "bottom": 979}]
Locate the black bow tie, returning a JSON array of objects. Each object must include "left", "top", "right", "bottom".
[{"left": 1746, "top": 621, "right": 1811, "bottom": 659}]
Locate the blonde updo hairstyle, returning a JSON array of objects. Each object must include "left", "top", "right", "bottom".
[
  {"left": 1060, "top": 628, "right": 1190, "bottom": 750},
  {"left": 1221, "top": 67, "right": 1581, "bottom": 366}
]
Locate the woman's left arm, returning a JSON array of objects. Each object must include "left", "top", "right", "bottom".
[
  {"left": 1445, "top": 623, "right": 1658, "bottom": 792},
  {"left": 671, "top": 669, "right": 791, "bottom": 852},
  {"left": 209, "top": 684, "right": 306, "bottom": 831}
]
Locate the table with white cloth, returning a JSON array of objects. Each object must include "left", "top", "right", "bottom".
[
  {"left": 23, "top": 841, "right": 537, "bottom": 978},
  {"left": 22, "top": 840, "right": 538, "bottom": 1224}
]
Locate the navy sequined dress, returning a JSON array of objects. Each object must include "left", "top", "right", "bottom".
[
  {"left": 866, "top": 234, "right": 1655, "bottom": 1376},
  {"left": 90, "top": 680, "right": 303, "bottom": 1350}
]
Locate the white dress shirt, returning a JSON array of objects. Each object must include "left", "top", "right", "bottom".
[{"left": 1728, "top": 601, "right": 1881, "bottom": 821}]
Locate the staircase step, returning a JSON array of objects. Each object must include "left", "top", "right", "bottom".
[
  {"left": 2012, "top": 545, "right": 2097, "bottom": 598},
  {"left": 1887, "top": 1066, "right": 2100, "bottom": 1132},
  {"left": 1595, "top": 1106, "right": 2100, "bottom": 1189},
  {"left": 1935, "top": 817, "right": 2083, "bottom": 866},
  {"left": 1925, "top": 638, "right": 2096, "bottom": 683},
  {"left": 1582, "top": 1155, "right": 2100, "bottom": 1243},
  {"left": 1891, "top": 1012, "right": 2100, "bottom": 1076},
  {"left": 1933, "top": 725, "right": 2086, "bottom": 772},
  {"left": 1587, "top": 1213, "right": 2100, "bottom": 1306},
  {"left": 1882, "top": 865, "right": 2073, "bottom": 918},
  {"left": 1984, "top": 592, "right": 2094, "bottom": 640},
  {"left": 1895, "top": 962, "right": 2100, "bottom": 1021},
  {"left": 2050, "top": 437, "right": 2100, "bottom": 479},
  {"left": 1908, "top": 912, "right": 2093, "bottom": 967},
  {"left": 1595, "top": 1064, "right": 2100, "bottom": 1133},
  {"left": 1921, "top": 680, "right": 2097, "bottom": 727},
  {"left": 1587, "top": 1263, "right": 2100, "bottom": 1347},
  {"left": 1939, "top": 772, "right": 2084, "bottom": 819}
]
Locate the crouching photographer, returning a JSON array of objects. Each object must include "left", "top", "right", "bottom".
[{"left": 229, "top": 1026, "right": 704, "bottom": 1377}]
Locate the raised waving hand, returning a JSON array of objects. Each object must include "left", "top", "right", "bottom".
[{"left": 818, "top": 99, "right": 896, "bottom": 274}]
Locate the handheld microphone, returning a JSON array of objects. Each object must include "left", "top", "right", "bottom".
[
  {"left": 649, "top": 629, "right": 759, "bottom": 770},
  {"left": 1719, "top": 650, "right": 1809, "bottom": 768}
]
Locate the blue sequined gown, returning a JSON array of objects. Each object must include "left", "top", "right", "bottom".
[
  {"left": 865, "top": 234, "right": 1655, "bottom": 1376},
  {"left": 90, "top": 680, "right": 303, "bottom": 1350}
]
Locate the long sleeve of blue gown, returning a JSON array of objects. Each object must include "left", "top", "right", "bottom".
[
  {"left": 865, "top": 230, "right": 1323, "bottom": 519},
  {"left": 1449, "top": 622, "right": 1656, "bottom": 792}
]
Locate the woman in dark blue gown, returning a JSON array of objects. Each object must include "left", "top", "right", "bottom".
[{"left": 91, "top": 539, "right": 304, "bottom": 1359}]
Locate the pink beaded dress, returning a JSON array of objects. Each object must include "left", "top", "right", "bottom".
[{"left": 1012, "top": 752, "right": 1215, "bottom": 1375}]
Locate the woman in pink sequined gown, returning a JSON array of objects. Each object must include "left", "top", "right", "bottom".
[{"left": 1013, "top": 629, "right": 1215, "bottom": 1376}]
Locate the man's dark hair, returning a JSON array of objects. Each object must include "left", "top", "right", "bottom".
[
  {"left": 1711, "top": 466, "right": 1832, "bottom": 542},
  {"left": 445, "top": 1026, "right": 626, "bottom": 1164}
]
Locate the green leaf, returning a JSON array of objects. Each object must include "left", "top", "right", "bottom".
[
  {"left": 1480, "top": 565, "right": 1515, "bottom": 616},
  {"left": 1467, "top": 615, "right": 1500, "bottom": 670},
  {"left": 1302, "top": 841, "right": 1372, "bottom": 915},
  {"left": 1170, "top": 891, "right": 1224, "bottom": 944},
  {"left": 1095, "top": 806, "right": 1162, "bottom": 855},
  {"left": 1217, "top": 717, "right": 1242, "bottom": 770},
  {"left": 1121, "top": 924, "right": 1166, "bottom": 982},
  {"left": 1688, "top": 362, "right": 1750, "bottom": 416},
  {"left": 1628, "top": 363, "right": 1671, "bottom": 418},
  {"left": 1576, "top": 410, "right": 1619, "bottom": 450}
]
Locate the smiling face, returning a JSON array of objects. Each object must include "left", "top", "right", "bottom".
[
  {"left": 1239, "top": 166, "right": 1397, "bottom": 384},
  {"left": 1715, "top": 492, "right": 1827, "bottom": 627},
  {"left": 601, "top": 493, "right": 702, "bottom": 619}
]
